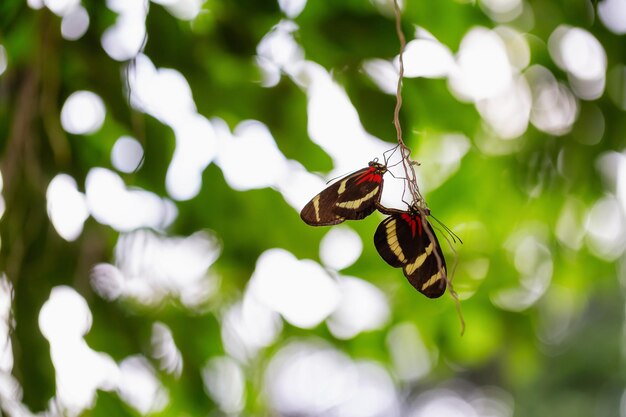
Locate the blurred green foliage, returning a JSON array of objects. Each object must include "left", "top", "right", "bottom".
[{"left": 1, "top": 0, "right": 625, "bottom": 416}]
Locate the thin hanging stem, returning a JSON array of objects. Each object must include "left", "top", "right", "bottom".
[
  {"left": 392, "top": 0, "right": 465, "bottom": 335},
  {"left": 392, "top": 0, "right": 406, "bottom": 149},
  {"left": 392, "top": 0, "right": 424, "bottom": 208}
]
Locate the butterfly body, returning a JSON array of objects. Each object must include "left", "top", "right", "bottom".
[
  {"left": 300, "top": 161, "right": 387, "bottom": 226},
  {"left": 374, "top": 205, "right": 446, "bottom": 298}
]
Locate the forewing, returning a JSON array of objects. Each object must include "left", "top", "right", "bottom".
[
  {"left": 333, "top": 170, "right": 384, "bottom": 220},
  {"left": 403, "top": 219, "right": 447, "bottom": 298},
  {"left": 300, "top": 168, "right": 369, "bottom": 226}
]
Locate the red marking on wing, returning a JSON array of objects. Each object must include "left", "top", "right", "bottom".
[
  {"left": 356, "top": 173, "right": 372, "bottom": 184},
  {"left": 355, "top": 167, "right": 381, "bottom": 185},
  {"left": 400, "top": 213, "right": 423, "bottom": 238},
  {"left": 401, "top": 213, "right": 416, "bottom": 237}
]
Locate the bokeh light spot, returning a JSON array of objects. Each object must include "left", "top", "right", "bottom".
[
  {"left": 493, "top": 227, "right": 553, "bottom": 311},
  {"left": 27, "top": 0, "right": 44, "bottom": 9},
  {"left": 61, "top": 91, "right": 106, "bottom": 135},
  {"left": 90, "top": 263, "right": 125, "bottom": 301},
  {"left": 319, "top": 226, "right": 363, "bottom": 271},
  {"left": 44, "top": 0, "right": 80, "bottom": 16},
  {"left": 46, "top": 174, "right": 89, "bottom": 241},
  {"left": 39, "top": 287, "right": 119, "bottom": 415},
  {"left": 221, "top": 294, "right": 282, "bottom": 362},
  {"left": 299, "top": 61, "right": 390, "bottom": 171},
  {"left": 585, "top": 195, "right": 626, "bottom": 260},
  {"left": 61, "top": 5, "right": 89, "bottom": 40},
  {"left": 400, "top": 36, "right": 454, "bottom": 78},
  {"left": 549, "top": 26, "right": 606, "bottom": 81},
  {"left": 409, "top": 387, "right": 513, "bottom": 417},
  {"left": 276, "top": 160, "right": 327, "bottom": 212},
  {"left": 101, "top": 0, "right": 147, "bottom": 61},
  {"left": 476, "top": 75, "right": 531, "bottom": 139},
  {"left": 151, "top": 323, "right": 183, "bottom": 377},
  {"left": 118, "top": 356, "right": 168, "bottom": 414},
  {"left": 494, "top": 26, "right": 530, "bottom": 70},
  {"left": 526, "top": 65, "right": 578, "bottom": 135},
  {"left": 386, "top": 322, "right": 432, "bottom": 381},
  {"left": 111, "top": 136, "right": 144, "bottom": 173},
  {"left": 327, "top": 276, "right": 390, "bottom": 339},
  {"left": 127, "top": 54, "right": 197, "bottom": 124},
  {"left": 278, "top": 0, "right": 307, "bottom": 18},
  {"left": 599, "top": 0, "right": 626, "bottom": 35},
  {"left": 249, "top": 249, "right": 341, "bottom": 328},
  {"left": 480, "top": 0, "right": 523, "bottom": 22},
  {"left": 39, "top": 286, "right": 92, "bottom": 342},
  {"left": 0, "top": 45, "right": 7, "bottom": 76},
  {"left": 97, "top": 229, "right": 220, "bottom": 306},
  {"left": 86, "top": 167, "right": 177, "bottom": 232},
  {"left": 167, "top": 114, "right": 217, "bottom": 201},
  {"left": 363, "top": 58, "right": 398, "bottom": 94},
  {"left": 265, "top": 341, "right": 397, "bottom": 417},
  {"left": 215, "top": 119, "right": 288, "bottom": 191},
  {"left": 448, "top": 27, "right": 513, "bottom": 102},
  {"left": 265, "top": 342, "right": 355, "bottom": 415},
  {"left": 417, "top": 133, "right": 471, "bottom": 191},
  {"left": 202, "top": 356, "right": 245, "bottom": 414},
  {"left": 0, "top": 275, "right": 14, "bottom": 373},
  {"left": 153, "top": 0, "right": 205, "bottom": 20},
  {"left": 256, "top": 20, "right": 304, "bottom": 87}
]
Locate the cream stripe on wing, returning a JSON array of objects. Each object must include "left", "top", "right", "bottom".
[
  {"left": 404, "top": 242, "right": 434, "bottom": 275},
  {"left": 313, "top": 195, "right": 321, "bottom": 222},
  {"left": 337, "top": 179, "right": 348, "bottom": 195},
  {"left": 385, "top": 219, "right": 406, "bottom": 263},
  {"left": 335, "top": 186, "right": 379, "bottom": 209},
  {"left": 421, "top": 267, "right": 445, "bottom": 291}
]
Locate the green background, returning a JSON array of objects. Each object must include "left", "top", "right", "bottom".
[{"left": 1, "top": 0, "right": 625, "bottom": 416}]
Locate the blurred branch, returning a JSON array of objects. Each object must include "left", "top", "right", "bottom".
[
  {"left": 1, "top": 12, "right": 63, "bottom": 281},
  {"left": 39, "top": 11, "right": 71, "bottom": 166},
  {"left": 0, "top": 67, "right": 40, "bottom": 281}
]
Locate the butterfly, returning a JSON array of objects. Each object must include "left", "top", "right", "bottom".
[
  {"left": 300, "top": 160, "right": 387, "bottom": 226},
  {"left": 374, "top": 203, "right": 447, "bottom": 298}
]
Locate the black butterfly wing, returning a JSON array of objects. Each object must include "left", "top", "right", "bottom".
[
  {"left": 300, "top": 164, "right": 385, "bottom": 226},
  {"left": 374, "top": 215, "right": 409, "bottom": 268},
  {"left": 300, "top": 167, "right": 369, "bottom": 226},
  {"left": 404, "top": 217, "right": 447, "bottom": 298},
  {"left": 374, "top": 211, "right": 447, "bottom": 298},
  {"left": 332, "top": 167, "right": 384, "bottom": 220}
]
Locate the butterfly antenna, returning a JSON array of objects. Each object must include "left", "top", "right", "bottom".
[
  {"left": 383, "top": 145, "right": 400, "bottom": 165},
  {"left": 325, "top": 167, "right": 360, "bottom": 185},
  {"left": 387, "top": 171, "right": 408, "bottom": 180},
  {"left": 325, "top": 174, "right": 343, "bottom": 184},
  {"left": 387, "top": 159, "right": 404, "bottom": 169},
  {"left": 436, "top": 226, "right": 465, "bottom": 336},
  {"left": 430, "top": 214, "right": 463, "bottom": 244},
  {"left": 386, "top": 158, "right": 407, "bottom": 180}
]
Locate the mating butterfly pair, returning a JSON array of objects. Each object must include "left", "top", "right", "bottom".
[{"left": 300, "top": 160, "right": 447, "bottom": 298}]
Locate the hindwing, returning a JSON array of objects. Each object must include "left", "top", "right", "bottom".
[
  {"left": 374, "top": 209, "right": 447, "bottom": 298},
  {"left": 300, "top": 162, "right": 386, "bottom": 226}
]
